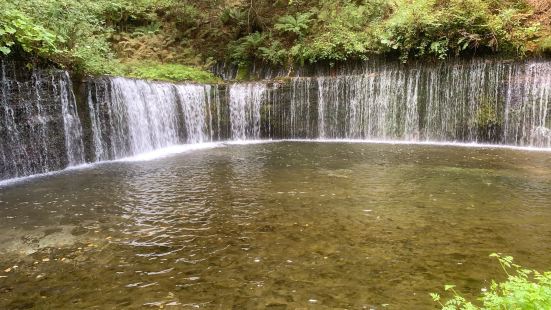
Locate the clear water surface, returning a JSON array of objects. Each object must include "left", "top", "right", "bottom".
[{"left": 0, "top": 142, "right": 550, "bottom": 309}]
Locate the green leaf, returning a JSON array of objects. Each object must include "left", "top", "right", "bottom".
[
  {"left": 3, "top": 26, "right": 17, "bottom": 35},
  {"left": 0, "top": 46, "right": 11, "bottom": 55},
  {"left": 444, "top": 285, "right": 456, "bottom": 291}
]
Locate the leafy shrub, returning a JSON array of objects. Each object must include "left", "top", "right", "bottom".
[
  {"left": 0, "top": 0, "right": 547, "bottom": 79},
  {"left": 220, "top": 7, "right": 248, "bottom": 28},
  {"left": 228, "top": 32, "right": 266, "bottom": 65},
  {"left": 292, "top": 0, "right": 387, "bottom": 64},
  {"left": 274, "top": 12, "right": 313, "bottom": 38},
  {"left": 431, "top": 253, "right": 551, "bottom": 309},
  {"left": 537, "top": 35, "right": 551, "bottom": 54},
  {"left": 2, "top": 0, "right": 121, "bottom": 74},
  {"left": 379, "top": 0, "right": 540, "bottom": 62},
  {"left": 0, "top": 9, "right": 62, "bottom": 57},
  {"left": 160, "top": 2, "right": 202, "bottom": 30},
  {"left": 258, "top": 41, "right": 288, "bottom": 65}
]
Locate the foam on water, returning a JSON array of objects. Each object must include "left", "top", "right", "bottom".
[
  {"left": 0, "top": 163, "right": 93, "bottom": 188},
  {"left": 282, "top": 138, "right": 551, "bottom": 153},
  {"left": 119, "top": 142, "right": 225, "bottom": 162},
  {"left": 0, "top": 143, "right": 224, "bottom": 187},
  {"left": 225, "top": 139, "right": 276, "bottom": 145}
]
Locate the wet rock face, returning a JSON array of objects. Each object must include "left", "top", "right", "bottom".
[{"left": 0, "top": 60, "right": 83, "bottom": 180}]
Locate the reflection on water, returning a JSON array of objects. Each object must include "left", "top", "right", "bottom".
[{"left": 0, "top": 142, "right": 550, "bottom": 309}]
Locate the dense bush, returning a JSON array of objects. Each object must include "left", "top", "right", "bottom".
[
  {"left": 0, "top": 9, "right": 62, "bottom": 58},
  {"left": 292, "top": 0, "right": 387, "bottom": 63},
  {"left": 1, "top": 0, "right": 120, "bottom": 74},
  {"left": 380, "top": 0, "right": 540, "bottom": 61},
  {"left": 0, "top": 0, "right": 548, "bottom": 81}
]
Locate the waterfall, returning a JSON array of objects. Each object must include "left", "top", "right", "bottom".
[
  {"left": 86, "top": 77, "right": 220, "bottom": 161},
  {"left": 210, "top": 59, "right": 549, "bottom": 145},
  {"left": 1, "top": 58, "right": 550, "bottom": 182},
  {"left": 503, "top": 61, "right": 551, "bottom": 147},
  {"left": 59, "top": 72, "right": 85, "bottom": 165},
  {"left": 112, "top": 78, "right": 181, "bottom": 156},
  {"left": 277, "top": 59, "right": 550, "bottom": 146},
  {"left": 229, "top": 83, "right": 266, "bottom": 140},
  {"left": 212, "top": 85, "right": 223, "bottom": 141},
  {"left": 174, "top": 84, "right": 211, "bottom": 144},
  {"left": 289, "top": 78, "right": 314, "bottom": 138},
  {"left": 0, "top": 61, "right": 85, "bottom": 180},
  {"left": 86, "top": 78, "right": 110, "bottom": 162},
  {"left": 87, "top": 77, "right": 180, "bottom": 160}
]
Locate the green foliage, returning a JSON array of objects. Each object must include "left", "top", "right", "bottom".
[
  {"left": 229, "top": 32, "right": 266, "bottom": 65},
  {"left": 124, "top": 62, "right": 220, "bottom": 84},
  {"left": 274, "top": 12, "right": 313, "bottom": 38},
  {"left": 0, "top": 9, "right": 62, "bottom": 57},
  {"left": 1, "top": 0, "right": 123, "bottom": 74},
  {"left": 220, "top": 7, "right": 248, "bottom": 28},
  {"left": 432, "top": 253, "right": 551, "bottom": 310},
  {"left": 235, "top": 64, "right": 250, "bottom": 81},
  {"left": 379, "top": 0, "right": 540, "bottom": 62},
  {"left": 160, "top": 1, "right": 203, "bottom": 30},
  {"left": 538, "top": 35, "right": 551, "bottom": 54},
  {"left": 131, "top": 23, "right": 161, "bottom": 38},
  {"left": 378, "top": 0, "right": 440, "bottom": 61},
  {"left": 292, "top": 0, "right": 387, "bottom": 64},
  {"left": 258, "top": 41, "right": 288, "bottom": 65},
  {"left": 0, "top": 0, "right": 211, "bottom": 77},
  {"left": 0, "top": 0, "right": 546, "bottom": 79}
]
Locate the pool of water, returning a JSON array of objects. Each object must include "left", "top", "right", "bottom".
[{"left": 1, "top": 141, "right": 550, "bottom": 309}]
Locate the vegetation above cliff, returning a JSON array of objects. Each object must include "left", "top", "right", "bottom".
[{"left": 1, "top": 0, "right": 549, "bottom": 81}]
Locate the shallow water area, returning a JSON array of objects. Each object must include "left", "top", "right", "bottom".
[{"left": 0, "top": 141, "right": 550, "bottom": 309}]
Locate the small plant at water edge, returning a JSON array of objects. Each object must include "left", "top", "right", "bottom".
[{"left": 431, "top": 253, "right": 551, "bottom": 309}]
